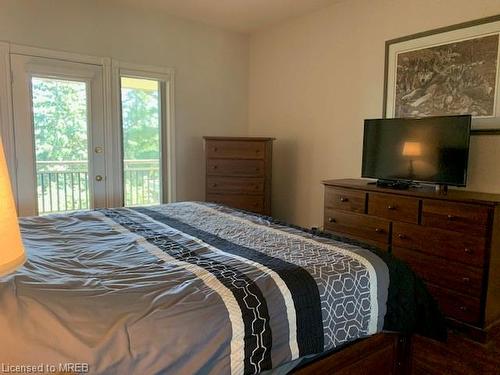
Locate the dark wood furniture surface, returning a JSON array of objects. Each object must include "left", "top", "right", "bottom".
[
  {"left": 410, "top": 329, "right": 500, "bottom": 375},
  {"left": 294, "top": 333, "right": 409, "bottom": 375},
  {"left": 204, "top": 137, "right": 274, "bottom": 215},
  {"left": 322, "top": 179, "right": 500, "bottom": 342}
]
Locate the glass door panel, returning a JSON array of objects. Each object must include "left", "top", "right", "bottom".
[
  {"left": 11, "top": 54, "right": 106, "bottom": 216},
  {"left": 32, "top": 77, "right": 90, "bottom": 214},
  {"left": 120, "top": 77, "right": 161, "bottom": 206}
]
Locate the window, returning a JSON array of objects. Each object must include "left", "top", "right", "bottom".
[
  {"left": 4, "top": 45, "right": 175, "bottom": 215},
  {"left": 32, "top": 77, "right": 90, "bottom": 213},
  {"left": 120, "top": 77, "right": 162, "bottom": 206}
]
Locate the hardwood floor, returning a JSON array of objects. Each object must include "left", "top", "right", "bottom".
[{"left": 411, "top": 330, "right": 500, "bottom": 374}]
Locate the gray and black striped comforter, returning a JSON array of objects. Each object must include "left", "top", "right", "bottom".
[{"left": 0, "top": 202, "right": 419, "bottom": 374}]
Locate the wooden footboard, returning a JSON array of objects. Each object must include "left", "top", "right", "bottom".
[{"left": 293, "top": 333, "right": 410, "bottom": 375}]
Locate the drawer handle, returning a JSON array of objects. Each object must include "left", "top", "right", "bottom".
[
  {"left": 212, "top": 183, "right": 217, "bottom": 187},
  {"left": 212, "top": 165, "right": 218, "bottom": 169},
  {"left": 255, "top": 168, "right": 260, "bottom": 172},
  {"left": 340, "top": 197, "right": 349, "bottom": 202},
  {"left": 375, "top": 228, "right": 384, "bottom": 233},
  {"left": 255, "top": 149, "right": 260, "bottom": 153},
  {"left": 459, "top": 306, "right": 468, "bottom": 312},
  {"left": 255, "top": 185, "right": 259, "bottom": 190},
  {"left": 464, "top": 248, "right": 473, "bottom": 254},
  {"left": 398, "top": 234, "right": 406, "bottom": 239},
  {"left": 213, "top": 147, "right": 218, "bottom": 152},
  {"left": 328, "top": 217, "right": 336, "bottom": 223},
  {"left": 387, "top": 205, "right": 396, "bottom": 210},
  {"left": 462, "top": 277, "right": 470, "bottom": 284},
  {"left": 447, "top": 214, "right": 455, "bottom": 221}
]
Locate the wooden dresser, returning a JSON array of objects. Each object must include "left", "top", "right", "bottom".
[
  {"left": 322, "top": 178, "right": 500, "bottom": 342},
  {"left": 204, "top": 137, "right": 274, "bottom": 215}
]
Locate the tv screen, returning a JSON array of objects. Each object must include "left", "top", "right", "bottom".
[{"left": 362, "top": 115, "right": 471, "bottom": 186}]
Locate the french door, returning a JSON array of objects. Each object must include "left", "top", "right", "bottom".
[{"left": 11, "top": 55, "right": 107, "bottom": 216}]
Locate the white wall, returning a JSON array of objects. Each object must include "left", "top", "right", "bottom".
[
  {"left": 0, "top": 0, "right": 249, "bottom": 202},
  {"left": 249, "top": 0, "right": 500, "bottom": 228}
]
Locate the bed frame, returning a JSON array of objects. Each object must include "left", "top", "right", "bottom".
[{"left": 293, "top": 333, "right": 410, "bottom": 375}]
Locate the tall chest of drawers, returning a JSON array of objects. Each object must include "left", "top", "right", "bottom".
[
  {"left": 204, "top": 137, "right": 274, "bottom": 215},
  {"left": 322, "top": 178, "right": 500, "bottom": 341}
]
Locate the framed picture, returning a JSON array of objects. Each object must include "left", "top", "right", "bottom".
[{"left": 383, "top": 15, "right": 500, "bottom": 133}]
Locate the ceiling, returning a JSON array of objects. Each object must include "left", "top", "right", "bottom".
[{"left": 119, "top": 0, "right": 339, "bottom": 34}]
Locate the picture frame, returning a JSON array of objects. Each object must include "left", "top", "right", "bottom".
[{"left": 383, "top": 15, "right": 500, "bottom": 135}]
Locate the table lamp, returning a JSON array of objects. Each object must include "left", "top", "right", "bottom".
[{"left": 0, "top": 139, "right": 26, "bottom": 276}]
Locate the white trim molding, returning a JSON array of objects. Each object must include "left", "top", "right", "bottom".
[
  {"left": 0, "top": 42, "right": 17, "bottom": 204},
  {"left": 9, "top": 43, "right": 106, "bottom": 67}
]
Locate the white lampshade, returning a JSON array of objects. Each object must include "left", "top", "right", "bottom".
[{"left": 0, "top": 139, "right": 26, "bottom": 276}]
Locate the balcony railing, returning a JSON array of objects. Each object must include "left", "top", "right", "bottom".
[
  {"left": 36, "top": 160, "right": 160, "bottom": 214},
  {"left": 123, "top": 160, "right": 161, "bottom": 207}
]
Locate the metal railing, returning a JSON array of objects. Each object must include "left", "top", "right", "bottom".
[
  {"left": 123, "top": 160, "right": 161, "bottom": 207},
  {"left": 36, "top": 160, "right": 160, "bottom": 214}
]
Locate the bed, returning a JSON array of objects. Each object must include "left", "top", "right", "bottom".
[{"left": 0, "top": 202, "right": 445, "bottom": 374}]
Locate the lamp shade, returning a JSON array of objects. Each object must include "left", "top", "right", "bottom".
[
  {"left": 402, "top": 141, "right": 422, "bottom": 157},
  {"left": 0, "top": 139, "right": 25, "bottom": 276}
]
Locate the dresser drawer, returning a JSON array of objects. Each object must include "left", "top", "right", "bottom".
[
  {"left": 206, "top": 194, "right": 264, "bottom": 213},
  {"left": 422, "top": 200, "right": 490, "bottom": 236},
  {"left": 392, "top": 247, "right": 483, "bottom": 297},
  {"left": 206, "top": 140, "right": 265, "bottom": 159},
  {"left": 367, "top": 193, "right": 419, "bottom": 224},
  {"left": 324, "top": 209, "right": 390, "bottom": 245},
  {"left": 324, "top": 187, "right": 366, "bottom": 213},
  {"left": 207, "top": 177, "right": 264, "bottom": 194},
  {"left": 392, "top": 222, "right": 486, "bottom": 267},
  {"left": 426, "top": 284, "right": 482, "bottom": 325},
  {"left": 207, "top": 159, "right": 265, "bottom": 177}
]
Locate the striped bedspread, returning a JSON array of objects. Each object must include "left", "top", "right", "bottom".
[{"left": 1, "top": 202, "right": 390, "bottom": 374}]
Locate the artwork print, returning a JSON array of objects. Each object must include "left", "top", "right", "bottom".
[{"left": 394, "top": 34, "right": 499, "bottom": 118}]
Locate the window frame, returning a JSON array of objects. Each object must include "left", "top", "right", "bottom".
[{"left": 9, "top": 55, "right": 107, "bottom": 216}]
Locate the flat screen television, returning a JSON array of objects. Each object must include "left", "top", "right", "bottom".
[{"left": 361, "top": 115, "right": 471, "bottom": 187}]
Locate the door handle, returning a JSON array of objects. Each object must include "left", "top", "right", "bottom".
[{"left": 95, "top": 175, "right": 103, "bottom": 182}]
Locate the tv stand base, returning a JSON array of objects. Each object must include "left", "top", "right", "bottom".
[{"left": 375, "top": 179, "right": 411, "bottom": 190}]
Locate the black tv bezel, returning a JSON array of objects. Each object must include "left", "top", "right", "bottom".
[{"left": 361, "top": 115, "right": 472, "bottom": 187}]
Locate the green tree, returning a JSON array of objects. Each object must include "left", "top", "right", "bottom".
[
  {"left": 32, "top": 77, "right": 88, "bottom": 163},
  {"left": 32, "top": 77, "right": 161, "bottom": 163},
  {"left": 121, "top": 87, "right": 160, "bottom": 160}
]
